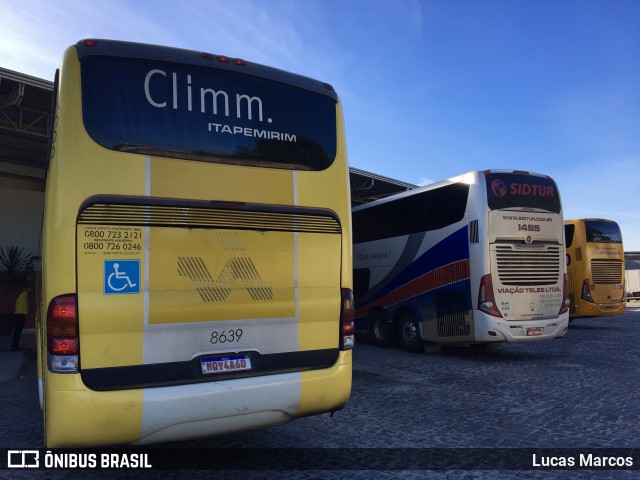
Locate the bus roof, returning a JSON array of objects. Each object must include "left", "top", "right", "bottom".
[
  {"left": 352, "top": 169, "right": 555, "bottom": 212},
  {"left": 74, "top": 39, "right": 338, "bottom": 101}
]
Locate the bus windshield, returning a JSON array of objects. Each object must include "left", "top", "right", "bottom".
[
  {"left": 585, "top": 220, "right": 622, "bottom": 243},
  {"left": 81, "top": 56, "right": 337, "bottom": 170},
  {"left": 485, "top": 172, "right": 561, "bottom": 214}
]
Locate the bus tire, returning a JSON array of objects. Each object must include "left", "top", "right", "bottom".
[
  {"left": 397, "top": 311, "right": 423, "bottom": 353},
  {"left": 367, "top": 310, "right": 396, "bottom": 347}
]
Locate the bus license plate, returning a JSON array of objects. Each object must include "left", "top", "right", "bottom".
[
  {"left": 201, "top": 354, "right": 252, "bottom": 375},
  {"left": 526, "top": 327, "right": 543, "bottom": 337}
]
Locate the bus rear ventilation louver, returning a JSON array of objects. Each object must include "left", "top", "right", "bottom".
[
  {"left": 590, "top": 259, "right": 624, "bottom": 284},
  {"left": 495, "top": 244, "right": 562, "bottom": 286},
  {"left": 78, "top": 203, "right": 341, "bottom": 234}
]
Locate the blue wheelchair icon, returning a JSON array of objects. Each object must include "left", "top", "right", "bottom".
[{"left": 104, "top": 260, "right": 140, "bottom": 294}]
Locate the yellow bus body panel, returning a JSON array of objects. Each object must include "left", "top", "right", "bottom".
[
  {"left": 40, "top": 45, "right": 352, "bottom": 447},
  {"left": 298, "top": 351, "right": 352, "bottom": 417},
  {"left": 44, "top": 350, "right": 350, "bottom": 448},
  {"left": 44, "top": 374, "right": 143, "bottom": 447}
]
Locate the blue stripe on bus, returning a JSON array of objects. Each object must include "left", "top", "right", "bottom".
[{"left": 356, "top": 225, "right": 470, "bottom": 309}]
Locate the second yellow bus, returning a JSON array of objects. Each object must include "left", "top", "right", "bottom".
[{"left": 564, "top": 218, "right": 626, "bottom": 318}]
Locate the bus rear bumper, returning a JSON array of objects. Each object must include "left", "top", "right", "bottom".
[
  {"left": 474, "top": 311, "right": 569, "bottom": 342},
  {"left": 43, "top": 351, "right": 351, "bottom": 448},
  {"left": 574, "top": 300, "right": 626, "bottom": 317}
]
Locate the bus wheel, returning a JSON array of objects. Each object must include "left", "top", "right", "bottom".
[
  {"left": 397, "top": 311, "right": 423, "bottom": 353},
  {"left": 367, "top": 310, "right": 396, "bottom": 347}
]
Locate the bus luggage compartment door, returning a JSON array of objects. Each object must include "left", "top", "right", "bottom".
[{"left": 75, "top": 199, "right": 343, "bottom": 390}]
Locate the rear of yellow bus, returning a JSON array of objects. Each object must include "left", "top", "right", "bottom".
[
  {"left": 39, "top": 39, "right": 353, "bottom": 447},
  {"left": 565, "top": 219, "right": 626, "bottom": 318}
]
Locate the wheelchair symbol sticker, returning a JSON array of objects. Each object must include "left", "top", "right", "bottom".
[{"left": 104, "top": 260, "right": 140, "bottom": 294}]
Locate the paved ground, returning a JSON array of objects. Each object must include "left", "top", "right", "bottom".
[{"left": 1, "top": 305, "right": 640, "bottom": 479}]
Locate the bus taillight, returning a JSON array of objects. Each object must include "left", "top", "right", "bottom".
[
  {"left": 559, "top": 274, "right": 571, "bottom": 314},
  {"left": 340, "top": 289, "right": 355, "bottom": 350},
  {"left": 478, "top": 274, "right": 502, "bottom": 317},
  {"left": 581, "top": 278, "right": 594, "bottom": 303},
  {"left": 46, "top": 294, "right": 79, "bottom": 373}
]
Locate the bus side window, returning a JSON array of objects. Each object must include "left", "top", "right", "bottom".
[{"left": 564, "top": 224, "right": 575, "bottom": 248}]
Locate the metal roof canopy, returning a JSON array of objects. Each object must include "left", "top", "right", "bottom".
[
  {"left": 0, "top": 67, "right": 53, "bottom": 172},
  {"left": 0, "top": 66, "right": 414, "bottom": 202},
  {"left": 0, "top": 67, "right": 52, "bottom": 191},
  {"left": 349, "top": 167, "right": 416, "bottom": 205}
]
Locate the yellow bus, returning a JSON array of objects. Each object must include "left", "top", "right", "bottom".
[
  {"left": 564, "top": 218, "right": 625, "bottom": 318},
  {"left": 38, "top": 39, "right": 353, "bottom": 447}
]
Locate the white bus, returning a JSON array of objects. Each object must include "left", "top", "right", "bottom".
[{"left": 352, "top": 170, "right": 570, "bottom": 352}]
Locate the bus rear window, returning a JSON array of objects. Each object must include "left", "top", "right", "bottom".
[
  {"left": 585, "top": 220, "right": 622, "bottom": 243},
  {"left": 81, "top": 57, "right": 336, "bottom": 170},
  {"left": 485, "top": 173, "right": 561, "bottom": 213}
]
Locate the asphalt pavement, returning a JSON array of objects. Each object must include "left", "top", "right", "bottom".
[
  {"left": 0, "top": 328, "right": 34, "bottom": 384},
  {"left": 2, "top": 308, "right": 640, "bottom": 480}
]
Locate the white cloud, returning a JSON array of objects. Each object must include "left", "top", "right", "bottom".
[
  {"left": 418, "top": 178, "right": 435, "bottom": 186},
  {"left": 0, "top": 0, "right": 346, "bottom": 84}
]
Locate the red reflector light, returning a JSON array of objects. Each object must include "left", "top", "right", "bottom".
[
  {"left": 82, "top": 39, "right": 98, "bottom": 47},
  {"left": 559, "top": 274, "right": 570, "bottom": 314},
  {"left": 343, "top": 322, "right": 355, "bottom": 335},
  {"left": 217, "top": 55, "right": 230, "bottom": 63},
  {"left": 341, "top": 289, "right": 354, "bottom": 324},
  {"left": 46, "top": 294, "right": 79, "bottom": 371},
  {"left": 340, "top": 289, "right": 355, "bottom": 350},
  {"left": 478, "top": 274, "right": 502, "bottom": 318},
  {"left": 200, "top": 52, "right": 215, "bottom": 60},
  {"left": 47, "top": 295, "right": 78, "bottom": 338},
  {"left": 48, "top": 296, "right": 77, "bottom": 321},
  {"left": 49, "top": 337, "right": 79, "bottom": 355},
  {"left": 233, "top": 58, "right": 246, "bottom": 66},
  {"left": 47, "top": 295, "right": 78, "bottom": 337},
  {"left": 488, "top": 331, "right": 497, "bottom": 337}
]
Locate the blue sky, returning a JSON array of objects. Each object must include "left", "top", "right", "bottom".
[{"left": 2, "top": 0, "right": 639, "bottom": 249}]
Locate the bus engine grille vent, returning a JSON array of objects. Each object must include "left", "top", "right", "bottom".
[
  {"left": 495, "top": 244, "right": 562, "bottom": 286},
  {"left": 78, "top": 201, "right": 341, "bottom": 234},
  {"left": 436, "top": 291, "right": 471, "bottom": 337},
  {"left": 591, "top": 259, "right": 623, "bottom": 284},
  {"left": 468, "top": 220, "right": 479, "bottom": 244}
]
